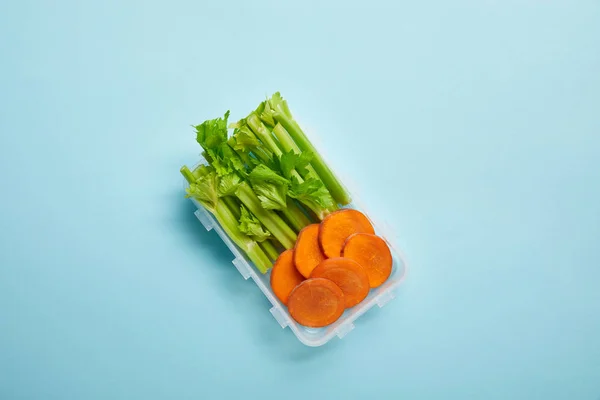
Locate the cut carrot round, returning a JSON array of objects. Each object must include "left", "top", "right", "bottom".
[
  {"left": 342, "top": 233, "right": 393, "bottom": 288},
  {"left": 287, "top": 278, "right": 345, "bottom": 328},
  {"left": 270, "top": 249, "right": 305, "bottom": 305},
  {"left": 319, "top": 209, "right": 375, "bottom": 258},
  {"left": 294, "top": 224, "right": 327, "bottom": 278},
  {"left": 310, "top": 258, "right": 370, "bottom": 308}
]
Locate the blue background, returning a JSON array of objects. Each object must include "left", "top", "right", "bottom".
[{"left": 1, "top": 1, "right": 599, "bottom": 399}]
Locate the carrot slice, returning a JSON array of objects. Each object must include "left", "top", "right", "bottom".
[
  {"left": 319, "top": 209, "right": 375, "bottom": 258},
  {"left": 270, "top": 249, "right": 305, "bottom": 305},
  {"left": 310, "top": 258, "right": 370, "bottom": 308},
  {"left": 287, "top": 278, "right": 345, "bottom": 327},
  {"left": 294, "top": 224, "right": 327, "bottom": 278},
  {"left": 342, "top": 233, "right": 393, "bottom": 288}
]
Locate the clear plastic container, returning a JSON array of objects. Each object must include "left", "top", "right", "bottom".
[{"left": 184, "top": 129, "right": 408, "bottom": 347}]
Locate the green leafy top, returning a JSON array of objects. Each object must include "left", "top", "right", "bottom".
[
  {"left": 213, "top": 143, "right": 245, "bottom": 176},
  {"left": 249, "top": 164, "right": 288, "bottom": 185},
  {"left": 194, "top": 111, "right": 245, "bottom": 176},
  {"left": 288, "top": 176, "right": 335, "bottom": 219},
  {"left": 266, "top": 92, "right": 292, "bottom": 120},
  {"left": 248, "top": 164, "right": 289, "bottom": 210},
  {"left": 238, "top": 205, "right": 271, "bottom": 242},
  {"left": 228, "top": 122, "right": 273, "bottom": 165},
  {"left": 185, "top": 171, "right": 220, "bottom": 214},
  {"left": 218, "top": 173, "right": 241, "bottom": 196},
  {"left": 258, "top": 100, "right": 276, "bottom": 127},
  {"left": 195, "top": 111, "right": 230, "bottom": 151},
  {"left": 229, "top": 126, "right": 261, "bottom": 151},
  {"left": 279, "top": 149, "right": 313, "bottom": 179}
]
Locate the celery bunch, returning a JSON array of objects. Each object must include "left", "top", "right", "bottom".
[{"left": 181, "top": 93, "right": 350, "bottom": 273}]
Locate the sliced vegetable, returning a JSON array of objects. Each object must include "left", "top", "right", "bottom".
[
  {"left": 287, "top": 278, "right": 345, "bottom": 327},
  {"left": 310, "top": 258, "right": 370, "bottom": 308},
  {"left": 270, "top": 249, "right": 305, "bottom": 305},
  {"left": 293, "top": 224, "right": 327, "bottom": 278},
  {"left": 342, "top": 233, "right": 393, "bottom": 288},
  {"left": 319, "top": 209, "right": 375, "bottom": 258}
]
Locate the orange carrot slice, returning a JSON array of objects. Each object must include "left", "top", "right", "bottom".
[
  {"left": 310, "top": 258, "right": 370, "bottom": 308},
  {"left": 270, "top": 249, "right": 305, "bottom": 305},
  {"left": 319, "top": 209, "right": 375, "bottom": 258},
  {"left": 294, "top": 224, "right": 327, "bottom": 278},
  {"left": 287, "top": 278, "right": 345, "bottom": 327},
  {"left": 342, "top": 233, "right": 393, "bottom": 288}
]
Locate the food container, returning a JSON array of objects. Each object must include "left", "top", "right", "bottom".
[{"left": 183, "top": 125, "right": 408, "bottom": 347}]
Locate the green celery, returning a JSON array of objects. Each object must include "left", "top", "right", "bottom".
[
  {"left": 235, "top": 182, "right": 297, "bottom": 249},
  {"left": 268, "top": 93, "right": 351, "bottom": 205},
  {"left": 246, "top": 114, "right": 282, "bottom": 157},
  {"left": 280, "top": 198, "right": 311, "bottom": 231},
  {"left": 181, "top": 167, "right": 272, "bottom": 273},
  {"left": 260, "top": 240, "right": 279, "bottom": 261},
  {"left": 272, "top": 123, "right": 321, "bottom": 181},
  {"left": 238, "top": 205, "right": 271, "bottom": 242}
]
